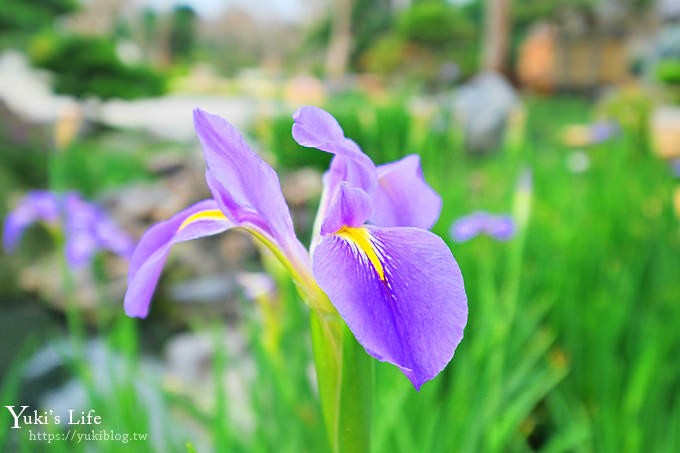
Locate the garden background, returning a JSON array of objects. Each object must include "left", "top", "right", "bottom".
[{"left": 1, "top": 0, "right": 679, "bottom": 451}]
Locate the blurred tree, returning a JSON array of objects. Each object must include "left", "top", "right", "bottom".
[
  {"left": 168, "top": 4, "right": 197, "bottom": 63},
  {"left": 141, "top": 8, "right": 159, "bottom": 54},
  {"left": 360, "top": 0, "right": 479, "bottom": 81},
  {"left": 350, "top": 0, "right": 393, "bottom": 66},
  {"left": 482, "top": 0, "right": 510, "bottom": 73},
  {"left": 397, "top": 1, "right": 474, "bottom": 46},
  {"left": 325, "top": 0, "right": 354, "bottom": 79},
  {"left": 304, "top": 0, "right": 392, "bottom": 75},
  {"left": 0, "top": 0, "right": 77, "bottom": 33},
  {"left": 30, "top": 34, "right": 166, "bottom": 100},
  {"left": 0, "top": 0, "right": 78, "bottom": 41}
]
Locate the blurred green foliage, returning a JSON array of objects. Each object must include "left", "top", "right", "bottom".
[
  {"left": 597, "top": 86, "right": 652, "bottom": 150},
  {"left": 397, "top": 1, "right": 474, "bottom": 46},
  {"left": 169, "top": 5, "right": 198, "bottom": 63},
  {"left": 361, "top": 1, "right": 479, "bottom": 82},
  {"left": 0, "top": 0, "right": 77, "bottom": 37},
  {"left": 29, "top": 33, "right": 166, "bottom": 100},
  {"left": 656, "top": 59, "right": 680, "bottom": 84}
]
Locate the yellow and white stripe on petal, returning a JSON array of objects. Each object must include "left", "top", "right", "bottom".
[
  {"left": 178, "top": 209, "right": 229, "bottom": 232},
  {"left": 334, "top": 226, "right": 385, "bottom": 281}
]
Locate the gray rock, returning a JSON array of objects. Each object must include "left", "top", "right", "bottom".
[{"left": 454, "top": 72, "right": 520, "bottom": 155}]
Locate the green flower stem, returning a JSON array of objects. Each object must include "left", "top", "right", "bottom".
[
  {"left": 256, "top": 234, "right": 374, "bottom": 451},
  {"left": 310, "top": 309, "right": 373, "bottom": 453}
]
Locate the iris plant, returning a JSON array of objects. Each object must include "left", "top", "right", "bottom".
[
  {"left": 124, "top": 107, "right": 468, "bottom": 451},
  {"left": 450, "top": 211, "right": 515, "bottom": 243},
  {"left": 3, "top": 190, "right": 133, "bottom": 267}
]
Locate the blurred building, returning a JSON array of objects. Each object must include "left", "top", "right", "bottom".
[{"left": 517, "top": 1, "right": 669, "bottom": 92}]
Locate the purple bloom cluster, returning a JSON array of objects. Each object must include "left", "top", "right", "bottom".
[
  {"left": 450, "top": 211, "right": 515, "bottom": 242},
  {"left": 124, "top": 107, "right": 468, "bottom": 389},
  {"left": 3, "top": 190, "right": 134, "bottom": 267}
]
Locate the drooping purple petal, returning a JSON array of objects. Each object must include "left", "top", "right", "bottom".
[
  {"left": 2, "top": 191, "right": 60, "bottom": 252},
  {"left": 94, "top": 217, "right": 135, "bottom": 258},
  {"left": 450, "top": 211, "right": 515, "bottom": 242},
  {"left": 193, "top": 109, "right": 309, "bottom": 272},
  {"left": 292, "top": 106, "right": 376, "bottom": 194},
  {"left": 124, "top": 199, "right": 234, "bottom": 318},
  {"left": 370, "top": 155, "right": 441, "bottom": 229},
  {"left": 313, "top": 226, "right": 467, "bottom": 389},
  {"left": 488, "top": 216, "right": 515, "bottom": 240},
  {"left": 320, "top": 183, "right": 372, "bottom": 235}
]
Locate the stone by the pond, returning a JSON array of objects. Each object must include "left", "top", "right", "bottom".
[{"left": 454, "top": 72, "right": 520, "bottom": 155}]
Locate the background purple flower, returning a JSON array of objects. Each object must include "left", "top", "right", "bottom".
[
  {"left": 670, "top": 158, "right": 680, "bottom": 178},
  {"left": 450, "top": 211, "right": 516, "bottom": 242},
  {"left": 3, "top": 191, "right": 60, "bottom": 252},
  {"left": 590, "top": 120, "right": 619, "bottom": 144},
  {"left": 3, "top": 190, "right": 134, "bottom": 268}
]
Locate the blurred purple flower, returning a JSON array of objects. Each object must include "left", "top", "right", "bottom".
[
  {"left": 590, "top": 121, "right": 619, "bottom": 144},
  {"left": 3, "top": 190, "right": 134, "bottom": 267},
  {"left": 670, "top": 158, "right": 680, "bottom": 178},
  {"left": 124, "top": 106, "right": 468, "bottom": 389},
  {"left": 450, "top": 211, "right": 515, "bottom": 242}
]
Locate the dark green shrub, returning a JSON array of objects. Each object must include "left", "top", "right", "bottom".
[{"left": 30, "top": 34, "right": 166, "bottom": 100}]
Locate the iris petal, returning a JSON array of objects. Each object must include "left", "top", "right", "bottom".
[
  {"left": 2, "top": 191, "right": 60, "bottom": 252},
  {"left": 450, "top": 211, "right": 515, "bottom": 242},
  {"left": 292, "top": 106, "right": 376, "bottom": 194},
  {"left": 124, "top": 200, "right": 234, "bottom": 318},
  {"left": 193, "top": 108, "right": 310, "bottom": 274},
  {"left": 371, "top": 155, "right": 442, "bottom": 229},
  {"left": 312, "top": 226, "right": 467, "bottom": 389},
  {"left": 320, "top": 183, "right": 372, "bottom": 235}
]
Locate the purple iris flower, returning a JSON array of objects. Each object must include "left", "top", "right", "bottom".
[
  {"left": 3, "top": 190, "right": 134, "bottom": 268},
  {"left": 124, "top": 106, "right": 468, "bottom": 389},
  {"left": 450, "top": 211, "right": 515, "bottom": 242},
  {"left": 670, "top": 158, "right": 680, "bottom": 178},
  {"left": 590, "top": 120, "right": 618, "bottom": 144}
]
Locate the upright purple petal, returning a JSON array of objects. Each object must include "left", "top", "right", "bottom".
[
  {"left": 313, "top": 226, "right": 467, "bottom": 389},
  {"left": 292, "top": 106, "right": 376, "bottom": 194},
  {"left": 320, "top": 183, "right": 372, "bottom": 235},
  {"left": 193, "top": 109, "right": 309, "bottom": 272},
  {"left": 63, "top": 193, "right": 101, "bottom": 267},
  {"left": 65, "top": 231, "right": 98, "bottom": 268},
  {"left": 370, "top": 155, "right": 441, "bottom": 229},
  {"left": 125, "top": 199, "right": 234, "bottom": 318},
  {"left": 3, "top": 191, "right": 60, "bottom": 252}
]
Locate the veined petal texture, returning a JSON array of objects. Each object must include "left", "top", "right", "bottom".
[
  {"left": 371, "top": 155, "right": 442, "bottom": 229},
  {"left": 194, "top": 108, "right": 310, "bottom": 271},
  {"left": 320, "top": 183, "right": 373, "bottom": 235},
  {"left": 313, "top": 226, "right": 467, "bottom": 389}
]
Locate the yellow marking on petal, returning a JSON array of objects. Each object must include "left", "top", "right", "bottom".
[
  {"left": 177, "top": 209, "right": 228, "bottom": 231},
  {"left": 335, "top": 226, "right": 385, "bottom": 281}
]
